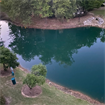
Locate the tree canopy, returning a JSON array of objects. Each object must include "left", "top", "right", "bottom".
[
  {"left": 0, "top": 0, "right": 76, "bottom": 23},
  {"left": 78, "top": 0, "right": 104, "bottom": 11},
  {"left": 0, "top": 0, "right": 53, "bottom": 25},
  {"left": 23, "top": 73, "right": 45, "bottom": 89},
  {"left": 0, "top": 0, "right": 104, "bottom": 24},
  {"left": 52, "top": 0, "right": 77, "bottom": 19},
  {"left": 23, "top": 64, "right": 47, "bottom": 89},
  {"left": 0, "top": 46, "right": 19, "bottom": 71},
  {"left": 31, "top": 64, "right": 47, "bottom": 77}
]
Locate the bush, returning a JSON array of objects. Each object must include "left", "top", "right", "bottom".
[{"left": 0, "top": 91, "right": 6, "bottom": 105}]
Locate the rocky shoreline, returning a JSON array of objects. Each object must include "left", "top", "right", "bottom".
[
  {"left": 1, "top": 12, "right": 105, "bottom": 30},
  {"left": 18, "top": 65, "right": 105, "bottom": 105},
  {"left": 26, "top": 14, "right": 105, "bottom": 29}
]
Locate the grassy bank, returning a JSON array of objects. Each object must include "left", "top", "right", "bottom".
[
  {"left": 90, "top": 7, "right": 105, "bottom": 17},
  {"left": 0, "top": 64, "right": 93, "bottom": 105},
  {"left": 91, "top": 10, "right": 105, "bottom": 17}
]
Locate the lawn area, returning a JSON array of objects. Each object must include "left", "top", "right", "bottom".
[
  {"left": 0, "top": 64, "right": 93, "bottom": 105},
  {"left": 91, "top": 10, "right": 105, "bottom": 17}
]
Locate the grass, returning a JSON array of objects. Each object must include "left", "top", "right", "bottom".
[
  {"left": 0, "top": 64, "right": 93, "bottom": 105},
  {"left": 90, "top": 9, "right": 105, "bottom": 17}
]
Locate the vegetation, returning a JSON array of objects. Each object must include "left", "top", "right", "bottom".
[
  {"left": 23, "top": 64, "right": 46, "bottom": 89},
  {"left": 23, "top": 73, "right": 45, "bottom": 89},
  {"left": 31, "top": 64, "right": 47, "bottom": 77},
  {"left": 91, "top": 9, "right": 105, "bottom": 17},
  {"left": 1, "top": 0, "right": 104, "bottom": 25},
  {"left": 52, "top": 0, "right": 77, "bottom": 20},
  {"left": 0, "top": 0, "right": 53, "bottom": 25},
  {"left": 103, "top": 0, "right": 105, "bottom": 3},
  {"left": 0, "top": 64, "right": 92, "bottom": 105},
  {"left": 0, "top": 46, "right": 19, "bottom": 71},
  {"left": 78, "top": 0, "right": 104, "bottom": 11}
]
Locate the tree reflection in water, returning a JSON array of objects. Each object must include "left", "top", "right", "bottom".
[{"left": 8, "top": 23, "right": 105, "bottom": 66}]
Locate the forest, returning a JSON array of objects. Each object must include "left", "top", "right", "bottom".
[{"left": 0, "top": 0, "right": 104, "bottom": 25}]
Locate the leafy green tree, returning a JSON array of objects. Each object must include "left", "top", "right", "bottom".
[
  {"left": 32, "top": 0, "right": 53, "bottom": 18},
  {"left": 0, "top": 0, "right": 53, "bottom": 25},
  {"left": 0, "top": 46, "right": 19, "bottom": 71},
  {"left": 77, "top": 0, "right": 103, "bottom": 12},
  {"left": 52, "top": 0, "right": 77, "bottom": 20},
  {"left": 31, "top": 64, "right": 47, "bottom": 77},
  {"left": 23, "top": 73, "right": 45, "bottom": 89}
]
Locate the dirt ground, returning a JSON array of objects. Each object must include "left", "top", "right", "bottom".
[
  {"left": 12, "top": 12, "right": 105, "bottom": 30},
  {"left": 22, "top": 85, "right": 42, "bottom": 98},
  {"left": 0, "top": 68, "right": 12, "bottom": 77}
]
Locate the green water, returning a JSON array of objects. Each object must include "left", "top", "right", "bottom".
[{"left": 1, "top": 21, "right": 105, "bottom": 103}]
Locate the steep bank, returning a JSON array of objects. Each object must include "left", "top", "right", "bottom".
[
  {"left": 18, "top": 65, "right": 105, "bottom": 105},
  {"left": 0, "top": 12, "right": 105, "bottom": 30},
  {"left": 0, "top": 12, "right": 11, "bottom": 21}
]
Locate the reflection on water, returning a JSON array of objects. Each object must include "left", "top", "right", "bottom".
[
  {"left": 0, "top": 21, "right": 105, "bottom": 103},
  {"left": 8, "top": 23, "right": 105, "bottom": 66}
]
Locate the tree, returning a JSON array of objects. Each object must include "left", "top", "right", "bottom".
[
  {"left": 31, "top": 64, "right": 47, "bottom": 77},
  {"left": 23, "top": 73, "right": 45, "bottom": 90},
  {"left": 52, "top": 0, "right": 77, "bottom": 20},
  {"left": 0, "top": 0, "right": 53, "bottom": 25},
  {"left": 77, "top": 0, "right": 104, "bottom": 12},
  {"left": 32, "top": 0, "right": 53, "bottom": 18},
  {"left": 0, "top": 46, "right": 19, "bottom": 71}
]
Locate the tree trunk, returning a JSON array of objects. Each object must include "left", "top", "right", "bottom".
[
  {"left": 29, "top": 87, "right": 32, "bottom": 90},
  {"left": 3, "top": 63, "right": 7, "bottom": 71}
]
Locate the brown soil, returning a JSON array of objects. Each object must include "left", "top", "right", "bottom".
[
  {"left": 1, "top": 11, "right": 105, "bottom": 30},
  {"left": 21, "top": 85, "right": 42, "bottom": 98},
  {"left": 7, "top": 13, "right": 105, "bottom": 30},
  {"left": 13, "top": 14, "right": 91, "bottom": 30},
  {"left": 0, "top": 68, "right": 12, "bottom": 77},
  {"left": 18, "top": 65, "right": 30, "bottom": 73}
]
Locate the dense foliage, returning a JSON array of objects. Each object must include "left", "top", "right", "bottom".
[
  {"left": 23, "top": 73, "right": 45, "bottom": 89},
  {"left": 23, "top": 64, "right": 46, "bottom": 89},
  {"left": 52, "top": 0, "right": 76, "bottom": 19},
  {"left": 31, "top": 64, "right": 47, "bottom": 77},
  {"left": 0, "top": 0, "right": 53, "bottom": 25},
  {"left": 78, "top": 0, "right": 104, "bottom": 11},
  {"left": 0, "top": 46, "right": 19, "bottom": 71},
  {"left": 0, "top": 0, "right": 104, "bottom": 24},
  {"left": 0, "top": 0, "right": 76, "bottom": 24}
]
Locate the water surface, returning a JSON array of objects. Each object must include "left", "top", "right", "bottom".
[{"left": 0, "top": 21, "right": 105, "bottom": 103}]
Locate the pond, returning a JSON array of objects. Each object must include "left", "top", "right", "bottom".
[{"left": 0, "top": 21, "right": 105, "bottom": 103}]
